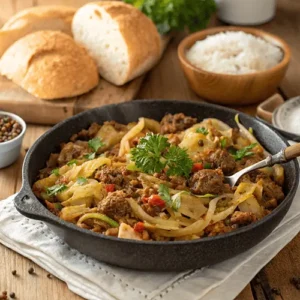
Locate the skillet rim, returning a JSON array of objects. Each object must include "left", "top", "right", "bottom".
[{"left": 18, "top": 99, "right": 300, "bottom": 246}]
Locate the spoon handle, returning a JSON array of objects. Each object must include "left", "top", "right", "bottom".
[{"left": 284, "top": 144, "right": 300, "bottom": 160}]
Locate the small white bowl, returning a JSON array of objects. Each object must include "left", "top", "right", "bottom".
[{"left": 0, "top": 111, "right": 26, "bottom": 168}]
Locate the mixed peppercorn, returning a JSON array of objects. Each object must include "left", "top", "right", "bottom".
[{"left": 0, "top": 115, "right": 22, "bottom": 143}]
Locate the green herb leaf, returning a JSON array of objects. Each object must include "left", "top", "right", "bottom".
[
  {"left": 158, "top": 184, "right": 172, "bottom": 208},
  {"left": 46, "top": 184, "right": 67, "bottom": 197},
  {"left": 53, "top": 203, "right": 63, "bottom": 211},
  {"left": 220, "top": 138, "right": 227, "bottom": 149},
  {"left": 164, "top": 146, "right": 193, "bottom": 178},
  {"left": 84, "top": 152, "right": 96, "bottom": 160},
  {"left": 131, "top": 133, "right": 169, "bottom": 175},
  {"left": 67, "top": 159, "right": 78, "bottom": 166},
  {"left": 77, "top": 177, "right": 88, "bottom": 185},
  {"left": 88, "top": 137, "right": 105, "bottom": 152},
  {"left": 204, "top": 162, "right": 212, "bottom": 169},
  {"left": 196, "top": 127, "right": 209, "bottom": 135},
  {"left": 232, "top": 143, "right": 258, "bottom": 161},
  {"left": 124, "top": 0, "right": 216, "bottom": 34},
  {"left": 51, "top": 168, "right": 59, "bottom": 176},
  {"left": 130, "top": 133, "right": 193, "bottom": 177}
]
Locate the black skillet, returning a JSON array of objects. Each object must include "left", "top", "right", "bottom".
[{"left": 14, "top": 100, "right": 299, "bottom": 271}]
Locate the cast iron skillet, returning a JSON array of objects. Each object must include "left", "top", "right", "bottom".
[{"left": 14, "top": 100, "right": 299, "bottom": 271}]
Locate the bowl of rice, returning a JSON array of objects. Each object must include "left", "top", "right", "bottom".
[{"left": 178, "top": 26, "right": 291, "bottom": 105}]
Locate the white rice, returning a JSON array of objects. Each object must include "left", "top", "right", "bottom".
[{"left": 186, "top": 31, "right": 283, "bottom": 75}]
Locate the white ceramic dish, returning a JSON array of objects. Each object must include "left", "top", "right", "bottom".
[
  {"left": 0, "top": 111, "right": 26, "bottom": 168},
  {"left": 272, "top": 96, "right": 300, "bottom": 136}
]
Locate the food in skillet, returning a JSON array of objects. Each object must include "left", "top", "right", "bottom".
[{"left": 32, "top": 114, "right": 285, "bottom": 241}]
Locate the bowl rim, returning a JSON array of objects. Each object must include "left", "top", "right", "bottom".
[
  {"left": 0, "top": 110, "right": 27, "bottom": 147},
  {"left": 178, "top": 26, "right": 291, "bottom": 78},
  {"left": 17, "top": 99, "right": 299, "bottom": 246}
]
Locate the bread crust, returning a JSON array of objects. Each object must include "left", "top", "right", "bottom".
[
  {"left": 73, "top": 1, "right": 162, "bottom": 85},
  {"left": 0, "top": 30, "right": 99, "bottom": 100},
  {"left": 0, "top": 5, "right": 76, "bottom": 57}
]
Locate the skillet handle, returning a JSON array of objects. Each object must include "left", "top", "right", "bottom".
[
  {"left": 284, "top": 144, "right": 300, "bottom": 160},
  {"left": 14, "top": 188, "right": 54, "bottom": 222}
]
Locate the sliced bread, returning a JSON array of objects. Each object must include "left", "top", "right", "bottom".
[
  {"left": 0, "top": 30, "right": 99, "bottom": 100},
  {"left": 0, "top": 5, "right": 76, "bottom": 57},
  {"left": 72, "top": 1, "right": 161, "bottom": 86}
]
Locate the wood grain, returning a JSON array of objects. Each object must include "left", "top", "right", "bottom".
[{"left": 0, "top": 0, "right": 300, "bottom": 300}]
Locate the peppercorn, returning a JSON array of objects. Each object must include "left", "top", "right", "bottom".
[
  {"left": 47, "top": 273, "right": 52, "bottom": 279},
  {"left": 11, "top": 270, "right": 17, "bottom": 276},
  {"left": 28, "top": 267, "right": 35, "bottom": 274},
  {"left": 9, "top": 292, "right": 15, "bottom": 299},
  {"left": 0, "top": 115, "right": 22, "bottom": 143}
]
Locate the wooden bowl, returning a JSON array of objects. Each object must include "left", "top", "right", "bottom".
[{"left": 178, "top": 27, "right": 291, "bottom": 105}]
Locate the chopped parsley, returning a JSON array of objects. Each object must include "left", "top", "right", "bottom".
[
  {"left": 130, "top": 133, "right": 193, "bottom": 177},
  {"left": 231, "top": 143, "right": 258, "bottom": 161},
  {"left": 77, "top": 177, "right": 88, "bottom": 185},
  {"left": 88, "top": 137, "right": 105, "bottom": 152},
  {"left": 220, "top": 138, "right": 227, "bottom": 149},
  {"left": 67, "top": 159, "right": 78, "bottom": 166},
  {"left": 204, "top": 162, "right": 212, "bottom": 169},
  {"left": 51, "top": 168, "right": 59, "bottom": 176},
  {"left": 158, "top": 184, "right": 181, "bottom": 211},
  {"left": 196, "top": 127, "right": 209, "bottom": 135},
  {"left": 46, "top": 184, "right": 67, "bottom": 197},
  {"left": 84, "top": 152, "right": 96, "bottom": 160}
]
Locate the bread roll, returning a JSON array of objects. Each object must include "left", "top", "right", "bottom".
[
  {"left": 0, "top": 30, "right": 99, "bottom": 100},
  {"left": 0, "top": 5, "right": 76, "bottom": 57},
  {"left": 72, "top": 1, "right": 161, "bottom": 86}
]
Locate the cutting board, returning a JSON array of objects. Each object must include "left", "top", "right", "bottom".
[{"left": 0, "top": 36, "right": 170, "bottom": 125}]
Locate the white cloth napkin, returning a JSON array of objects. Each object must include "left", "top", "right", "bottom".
[{"left": 0, "top": 185, "right": 300, "bottom": 300}]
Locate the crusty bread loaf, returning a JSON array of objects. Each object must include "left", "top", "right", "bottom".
[
  {"left": 72, "top": 1, "right": 162, "bottom": 86},
  {"left": 0, "top": 30, "right": 99, "bottom": 100},
  {"left": 0, "top": 5, "right": 76, "bottom": 57}
]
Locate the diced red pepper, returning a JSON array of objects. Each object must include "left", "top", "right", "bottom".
[
  {"left": 148, "top": 194, "right": 165, "bottom": 209},
  {"left": 105, "top": 184, "right": 115, "bottom": 193},
  {"left": 192, "top": 162, "right": 204, "bottom": 172},
  {"left": 142, "top": 196, "right": 149, "bottom": 203},
  {"left": 134, "top": 222, "right": 145, "bottom": 233}
]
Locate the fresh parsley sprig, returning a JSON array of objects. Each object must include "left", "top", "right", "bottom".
[
  {"left": 124, "top": 0, "right": 216, "bottom": 35},
  {"left": 231, "top": 143, "right": 258, "bottom": 161},
  {"left": 196, "top": 127, "right": 208, "bottom": 135},
  {"left": 130, "top": 133, "right": 193, "bottom": 177}
]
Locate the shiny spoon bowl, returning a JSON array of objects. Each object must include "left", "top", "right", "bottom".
[{"left": 225, "top": 143, "right": 300, "bottom": 187}]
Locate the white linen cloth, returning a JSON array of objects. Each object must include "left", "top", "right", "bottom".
[{"left": 0, "top": 184, "right": 299, "bottom": 300}]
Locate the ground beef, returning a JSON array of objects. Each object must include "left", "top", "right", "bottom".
[
  {"left": 141, "top": 203, "right": 161, "bottom": 217},
  {"left": 230, "top": 211, "right": 257, "bottom": 225},
  {"left": 97, "top": 191, "right": 132, "bottom": 220},
  {"left": 204, "top": 221, "right": 234, "bottom": 237},
  {"left": 57, "top": 141, "right": 89, "bottom": 166},
  {"left": 70, "top": 122, "right": 101, "bottom": 141},
  {"left": 153, "top": 173, "right": 187, "bottom": 190},
  {"left": 257, "top": 175, "right": 285, "bottom": 202},
  {"left": 208, "top": 149, "right": 236, "bottom": 175},
  {"left": 160, "top": 113, "right": 197, "bottom": 134},
  {"left": 188, "top": 169, "right": 225, "bottom": 195},
  {"left": 95, "top": 166, "right": 130, "bottom": 189}
]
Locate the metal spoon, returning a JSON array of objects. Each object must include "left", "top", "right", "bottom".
[{"left": 224, "top": 143, "right": 300, "bottom": 187}]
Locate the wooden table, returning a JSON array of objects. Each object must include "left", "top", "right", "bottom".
[{"left": 1, "top": 0, "right": 300, "bottom": 299}]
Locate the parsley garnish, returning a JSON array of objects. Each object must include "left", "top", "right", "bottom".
[
  {"left": 130, "top": 133, "right": 193, "bottom": 177},
  {"left": 46, "top": 184, "right": 67, "bottom": 196},
  {"left": 67, "top": 159, "right": 78, "bottom": 166},
  {"left": 196, "top": 127, "right": 209, "bottom": 135},
  {"left": 232, "top": 143, "right": 258, "bottom": 161},
  {"left": 124, "top": 0, "right": 216, "bottom": 35},
  {"left": 84, "top": 137, "right": 105, "bottom": 160},
  {"left": 77, "top": 177, "right": 88, "bottom": 185},
  {"left": 158, "top": 184, "right": 181, "bottom": 211},
  {"left": 51, "top": 168, "right": 59, "bottom": 176},
  {"left": 88, "top": 137, "right": 105, "bottom": 152},
  {"left": 84, "top": 152, "right": 96, "bottom": 160},
  {"left": 220, "top": 138, "right": 226, "bottom": 149},
  {"left": 204, "top": 162, "right": 211, "bottom": 169}
]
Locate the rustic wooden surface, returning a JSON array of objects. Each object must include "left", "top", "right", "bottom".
[{"left": 1, "top": 0, "right": 300, "bottom": 299}]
